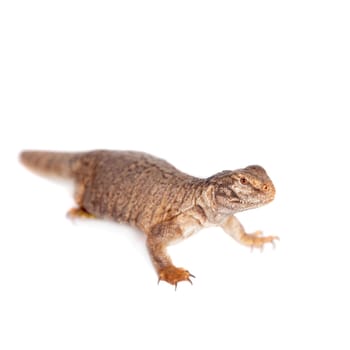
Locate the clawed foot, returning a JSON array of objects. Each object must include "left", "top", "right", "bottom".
[
  {"left": 242, "top": 231, "right": 280, "bottom": 251},
  {"left": 67, "top": 207, "right": 96, "bottom": 219},
  {"left": 158, "top": 266, "right": 195, "bottom": 289}
]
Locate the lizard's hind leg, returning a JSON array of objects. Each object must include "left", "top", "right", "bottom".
[
  {"left": 67, "top": 182, "right": 96, "bottom": 219},
  {"left": 67, "top": 207, "right": 96, "bottom": 219}
]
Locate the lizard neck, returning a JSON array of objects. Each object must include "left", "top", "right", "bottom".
[{"left": 194, "top": 181, "right": 229, "bottom": 225}]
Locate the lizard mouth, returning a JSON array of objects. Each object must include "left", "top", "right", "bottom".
[{"left": 238, "top": 196, "right": 273, "bottom": 206}]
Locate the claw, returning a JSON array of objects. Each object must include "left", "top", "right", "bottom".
[
  {"left": 157, "top": 266, "right": 195, "bottom": 287},
  {"left": 271, "top": 236, "right": 280, "bottom": 249},
  {"left": 189, "top": 273, "right": 196, "bottom": 278},
  {"left": 248, "top": 235, "right": 279, "bottom": 252}
]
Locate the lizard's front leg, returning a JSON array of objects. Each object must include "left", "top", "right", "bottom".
[
  {"left": 221, "top": 215, "right": 279, "bottom": 250},
  {"left": 147, "top": 222, "right": 194, "bottom": 288}
]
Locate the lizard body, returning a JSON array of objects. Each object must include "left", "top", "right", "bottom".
[{"left": 20, "top": 150, "right": 277, "bottom": 287}]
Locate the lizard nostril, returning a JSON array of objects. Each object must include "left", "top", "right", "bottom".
[{"left": 262, "top": 184, "right": 269, "bottom": 191}]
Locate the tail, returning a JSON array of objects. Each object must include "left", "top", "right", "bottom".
[{"left": 20, "top": 150, "right": 80, "bottom": 178}]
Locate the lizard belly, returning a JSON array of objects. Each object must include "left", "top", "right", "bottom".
[{"left": 182, "top": 224, "right": 201, "bottom": 239}]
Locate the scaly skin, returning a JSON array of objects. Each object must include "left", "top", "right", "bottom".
[{"left": 20, "top": 150, "right": 278, "bottom": 287}]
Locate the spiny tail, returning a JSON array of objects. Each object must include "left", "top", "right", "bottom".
[{"left": 20, "top": 150, "right": 81, "bottom": 178}]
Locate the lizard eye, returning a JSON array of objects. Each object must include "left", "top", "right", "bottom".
[{"left": 240, "top": 177, "right": 248, "bottom": 185}]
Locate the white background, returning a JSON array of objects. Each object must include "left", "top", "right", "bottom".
[{"left": 1, "top": 1, "right": 349, "bottom": 349}]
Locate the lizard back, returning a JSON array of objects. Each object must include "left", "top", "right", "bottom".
[{"left": 77, "top": 151, "right": 202, "bottom": 232}]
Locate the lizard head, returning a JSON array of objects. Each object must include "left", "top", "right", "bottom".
[{"left": 208, "top": 165, "right": 275, "bottom": 214}]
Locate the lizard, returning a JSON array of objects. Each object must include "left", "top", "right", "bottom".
[{"left": 20, "top": 150, "right": 278, "bottom": 287}]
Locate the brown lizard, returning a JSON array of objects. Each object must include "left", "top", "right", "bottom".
[{"left": 20, "top": 150, "right": 278, "bottom": 287}]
